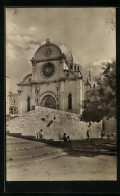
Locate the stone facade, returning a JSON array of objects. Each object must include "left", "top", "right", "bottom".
[
  {"left": 17, "top": 39, "right": 84, "bottom": 116},
  {"left": 9, "top": 92, "right": 18, "bottom": 115}
]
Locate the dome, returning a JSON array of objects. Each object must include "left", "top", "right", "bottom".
[
  {"left": 72, "top": 53, "right": 80, "bottom": 65},
  {"left": 59, "top": 45, "right": 69, "bottom": 56},
  {"left": 67, "top": 52, "right": 73, "bottom": 66}
]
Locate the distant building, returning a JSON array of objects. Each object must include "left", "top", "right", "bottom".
[
  {"left": 9, "top": 92, "right": 18, "bottom": 115},
  {"left": 84, "top": 70, "right": 97, "bottom": 98},
  {"left": 17, "top": 39, "right": 84, "bottom": 116}
]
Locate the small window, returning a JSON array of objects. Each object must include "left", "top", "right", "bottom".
[
  {"left": 68, "top": 93, "right": 72, "bottom": 109},
  {"left": 27, "top": 96, "right": 30, "bottom": 111},
  {"left": 77, "top": 66, "right": 79, "bottom": 71},
  {"left": 14, "top": 100, "right": 15, "bottom": 103},
  {"left": 74, "top": 66, "right": 76, "bottom": 71},
  {"left": 14, "top": 107, "right": 18, "bottom": 114},
  {"left": 9, "top": 107, "right": 14, "bottom": 114}
]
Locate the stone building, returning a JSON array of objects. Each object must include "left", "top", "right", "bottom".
[
  {"left": 17, "top": 39, "right": 84, "bottom": 116},
  {"left": 9, "top": 92, "right": 18, "bottom": 115}
]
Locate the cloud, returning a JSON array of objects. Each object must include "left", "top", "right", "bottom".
[
  {"left": 86, "top": 59, "right": 114, "bottom": 80},
  {"left": 29, "top": 26, "right": 36, "bottom": 31},
  {"left": 6, "top": 8, "right": 116, "bottom": 92},
  {"left": 6, "top": 22, "right": 19, "bottom": 36}
]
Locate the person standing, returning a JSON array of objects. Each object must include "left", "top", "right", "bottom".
[
  {"left": 107, "top": 131, "right": 110, "bottom": 141},
  {"left": 61, "top": 133, "right": 67, "bottom": 142},
  {"left": 67, "top": 135, "right": 71, "bottom": 142},
  {"left": 86, "top": 130, "right": 89, "bottom": 140}
]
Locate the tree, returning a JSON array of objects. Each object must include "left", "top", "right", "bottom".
[{"left": 81, "top": 60, "right": 116, "bottom": 122}]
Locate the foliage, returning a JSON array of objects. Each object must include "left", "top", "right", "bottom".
[{"left": 81, "top": 60, "right": 116, "bottom": 122}]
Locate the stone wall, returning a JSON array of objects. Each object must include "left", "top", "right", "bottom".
[
  {"left": 103, "top": 117, "right": 116, "bottom": 135},
  {"left": 7, "top": 107, "right": 102, "bottom": 140}
]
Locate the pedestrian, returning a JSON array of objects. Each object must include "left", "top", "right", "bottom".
[
  {"left": 101, "top": 131, "right": 104, "bottom": 139},
  {"left": 67, "top": 135, "right": 71, "bottom": 142},
  {"left": 36, "top": 132, "right": 39, "bottom": 139},
  {"left": 61, "top": 133, "right": 67, "bottom": 142},
  {"left": 107, "top": 131, "right": 110, "bottom": 141},
  {"left": 86, "top": 130, "right": 89, "bottom": 140},
  {"left": 39, "top": 129, "right": 43, "bottom": 138}
]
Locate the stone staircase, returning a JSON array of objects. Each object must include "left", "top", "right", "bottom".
[{"left": 7, "top": 136, "right": 67, "bottom": 167}]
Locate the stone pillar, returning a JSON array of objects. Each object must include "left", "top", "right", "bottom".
[
  {"left": 31, "top": 57, "right": 36, "bottom": 81},
  {"left": 60, "top": 81, "right": 65, "bottom": 111},
  {"left": 17, "top": 85, "right": 23, "bottom": 116},
  {"left": 18, "top": 93, "right": 23, "bottom": 116},
  {"left": 56, "top": 82, "right": 60, "bottom": 109},
  {"left": 32, "top": 66, "right": 36, "bottom": 81},
  {"left": 77, "top": 79, "right": 83, "bottom": 115},
  {"left": 80, "top": 80, "right": 83, "bottom": 115},
  {"left": 31, "top": 84, "right": 36, "bottom": 109},
  {"left": 36, "top": 85, "right": 40, "bottom": 106},
  {"left": 60, "top": 59, "right": 64, "bottom": 78}
]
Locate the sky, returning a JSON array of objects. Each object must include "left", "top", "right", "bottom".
[{"left": 6, "top": 8, "right": 116, "bottom": 93}]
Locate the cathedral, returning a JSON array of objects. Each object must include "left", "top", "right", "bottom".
[{"left": 17, "top": 39, "right": 84, "bottom": 116}]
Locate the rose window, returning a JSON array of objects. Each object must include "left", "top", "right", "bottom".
[{"left": 42, "top": 63, "right": 55, "bottom": 78}]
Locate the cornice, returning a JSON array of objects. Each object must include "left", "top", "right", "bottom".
[
  {"left": 31, "top": 55, "right": 64, "bottom": 65},
  {"left": 17, "top": 77, "right": 82, "bottom": 87}
]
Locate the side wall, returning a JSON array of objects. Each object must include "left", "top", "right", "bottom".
[
  {"left": 18, "top": 86, "right": 32, "bottom": 115},
  {"left": 103, "top": 117, "right": 116, "bottom": 135}
]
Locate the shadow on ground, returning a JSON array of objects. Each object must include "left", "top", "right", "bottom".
[
  {"left": 7, "top": 132, "right": 116, "bottom": 158},
  {"left": 67, "top": 139, "right": 116, "bottom": 157}
]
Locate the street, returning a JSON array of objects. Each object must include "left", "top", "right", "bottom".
[{"left": 6, "top": 135, "right": 117, "bottom": 181}]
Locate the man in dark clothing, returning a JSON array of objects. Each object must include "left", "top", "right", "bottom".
[
  {"left": 107, "top": 131, "right": 110, "bottom": 141},
  {"left": 86, "top": 130, "right": 89, "bottom": 140},
  {"left": 61, "top": 133, "right": 67, "bottom": 142}
]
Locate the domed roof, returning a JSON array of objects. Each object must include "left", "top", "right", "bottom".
[
  {"left": 72, "top": 53, "right": 80, "bottom": 65},
  {"left": 33, "top": 39, "right": 81, "bottom": 68},
  {"left": 59, "top": 45, "right": 69, "bottom": 56}
]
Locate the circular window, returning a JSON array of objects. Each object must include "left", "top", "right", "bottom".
[
  {"left": 42, "top": 63, "right": 55, "bottom": 78},
  {"left": 44, "top": 48, "right": 52, "bottom": 57}
]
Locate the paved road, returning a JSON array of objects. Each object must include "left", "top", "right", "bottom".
[
  {"left": 7, "top": 136, "right": 66, "bottom": 164},
  {"left": 6, "top": 136, "right": 117, "bottom": 181}
]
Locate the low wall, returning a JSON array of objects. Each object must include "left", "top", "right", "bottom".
[
  {"left": 103, "top": 117, "right": 116, "bottom": 136},
  {"left": 7, "top": 107, "right": 102, "bottom": 140}
]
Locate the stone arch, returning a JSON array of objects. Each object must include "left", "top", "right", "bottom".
[
  {"left": 39, "top": 92, "right": 57, "bottom": 109},
  {"left": 22, "top": 73, "right": 32, "bottom": 83}
]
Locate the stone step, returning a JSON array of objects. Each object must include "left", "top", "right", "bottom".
[
  {"left": 7, "top": 145, "right": 64, "bottom": 161},
  {"left": 7, "top": 151, "right": 67, "bottom": 167}
]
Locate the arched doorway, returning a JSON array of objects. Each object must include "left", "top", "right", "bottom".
[
  {"left": 40, "top": 94, "right": 56, "bottom": 109},
  {"left": 27, "top": 96, "right": 30, "bottom": 111}
]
